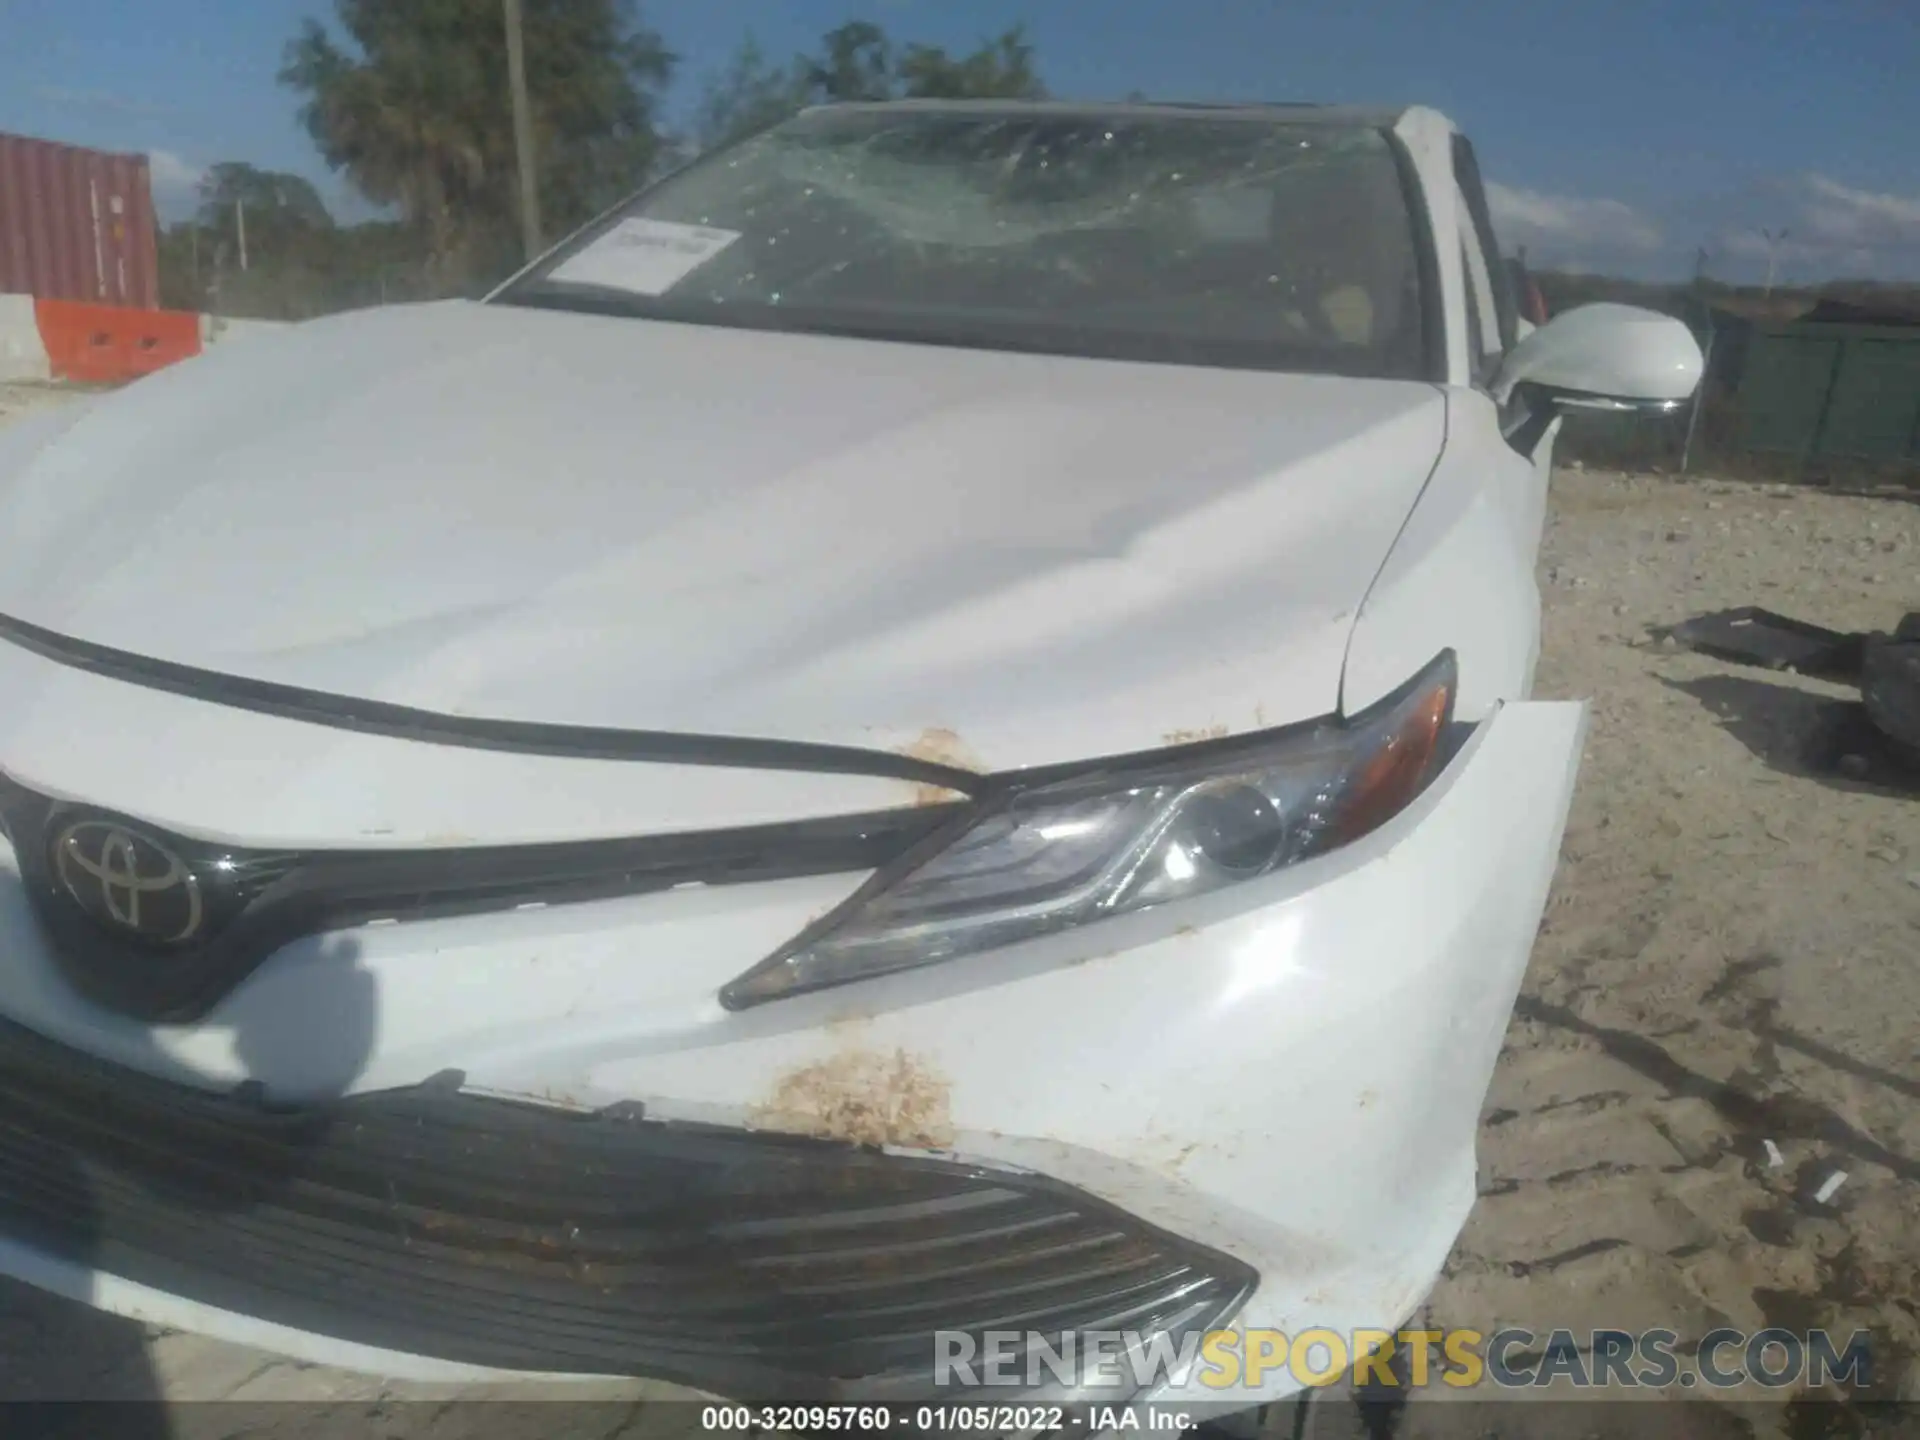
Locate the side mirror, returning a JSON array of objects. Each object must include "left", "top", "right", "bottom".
[{"left": 1492, "top": 302, "right": 1703, "bottom": 415}]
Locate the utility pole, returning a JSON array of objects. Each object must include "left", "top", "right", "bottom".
[
  {"left": 1760, "top": 227, "right": 1789, "bottom": 297},
  {"left": 1680, "top": 245, "right": 1715, "bottom": 475},
  {"left": 235, "top": 198, "right": 249, "bottom": 272},
  {"left": 504, "top": 0, "right": 543, "bottom": 261}
]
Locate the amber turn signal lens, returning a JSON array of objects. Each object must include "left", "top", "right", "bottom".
[{"left": 1332, "top": 677, "right": 1453, "bottom": 844}]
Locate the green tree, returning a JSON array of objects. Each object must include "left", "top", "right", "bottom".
[
  {"left": 196, "top": 162, "right": 335, "bottom": 234},
  {"left": 897, "top": 27, "right": 1046, "bottom": 100},
  {"left": 156, "top": 224, "right": 209, "bottom": 312},
  {"left": 280, "top": 0, "right": 673, "bottom": 288},
  {"left": 800, "top": 20, "right": 894, "bottom": 102},
  {"left": 157, "top": 164, "right": 336, "bottom": 316},
  {"left": 695, "top": 21, "right": 1052, "bottom": 156},
  {"left": 693, "top": 35, "right": 807, "bottom": 151}
]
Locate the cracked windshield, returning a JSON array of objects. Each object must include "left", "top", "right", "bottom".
[{"left": 502, "top": 111, "right": 1427, "bottom": 377}]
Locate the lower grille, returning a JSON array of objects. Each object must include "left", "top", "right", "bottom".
[{"left": 0, "top": 1016, "right": 1253, "bottom": 1399}]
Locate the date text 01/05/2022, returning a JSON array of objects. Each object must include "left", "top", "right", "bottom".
[{"left": 698, "top": 1404, "right": 1136, "bottom": 1433}]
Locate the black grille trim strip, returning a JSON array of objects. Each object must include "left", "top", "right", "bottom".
[
  {"left": 0, "top": 610, "right": 985, "bottom": 791},
  {"left": 0, "top": 770, "right": 966, "bottom": 1023}
]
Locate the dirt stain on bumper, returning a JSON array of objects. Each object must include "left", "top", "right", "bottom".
[
  {"left": 898, "top": 727, "right": 981, "bottom": 807},
  {"left": 753, "top": 1046, "right": 956, "bottom": 1150}
]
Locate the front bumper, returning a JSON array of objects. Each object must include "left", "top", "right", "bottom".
[
  {"left": 0, "top": 1013, "right": 1251, "bottom": 1400},
  {"left": 0, "top": 699, "right": 1585, "bottom": 1405}
]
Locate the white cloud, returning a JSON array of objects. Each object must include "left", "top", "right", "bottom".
[
  {"left": 147, "top": 148, "right": 204, "bottom": 192},
  {"left": 1485, "top": 182, "right": 1665, "bottom": 258},
  {"left": 1798, "top": 174, "right": 1920, "bottom": 247},
  {"left": 145, "top": 149, "right": 207, "bottom": 223},
  {"left": 1716, "top": 230, "right": 1771, "bottom": 259},
  {"left": 1701, "top": 172, "right": 1920, "bottom": 281}
]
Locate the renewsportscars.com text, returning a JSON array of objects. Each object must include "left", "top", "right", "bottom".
[{"left": 934, "top": 1326, "right": 1875, "bottom": 1391}]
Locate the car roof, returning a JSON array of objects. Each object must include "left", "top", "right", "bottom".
[
  {"left": 804, "top": 98, "right": 1418, "bottom": 128},
  {"left": 798, "top": 100, "right": 1459, "bottom": 153}
]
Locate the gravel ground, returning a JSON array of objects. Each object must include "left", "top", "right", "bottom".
[{"left": 1, "top": 382, "right": 1916, "bottom": 1434}]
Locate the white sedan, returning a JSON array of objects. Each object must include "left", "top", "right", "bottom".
[{"left": 0, "top": 101, "right": 1699, "bottom": 1412}]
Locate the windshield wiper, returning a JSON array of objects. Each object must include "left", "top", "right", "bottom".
[
  {"left": 495, "top": 282, "right": 686, "bottom": 321},
  {"left": 496, "top": 283, "right": 1074, "bottom": 355},
  {"left": 494, "top": 283, "right": 1399, "bottom": 377}
]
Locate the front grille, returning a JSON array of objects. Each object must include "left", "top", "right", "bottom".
[
  {"left": 0, "top": 1016, "right": 1254, "bottom": 1399},
  {"left": 0, "top": 769, "right": 961, "bottom": 1022}
]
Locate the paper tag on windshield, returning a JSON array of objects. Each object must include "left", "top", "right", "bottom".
[{"left": 548, "top": 218, "right": 741, "bottom": 295}]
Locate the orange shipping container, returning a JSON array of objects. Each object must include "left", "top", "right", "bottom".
[{"left": 0, "top": 131, "right": 161, "bottom": 310}]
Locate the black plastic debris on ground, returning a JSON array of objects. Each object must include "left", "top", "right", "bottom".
[
  {"left": 1664, "top": 607, "right": 1920, "bottom": 793},
  {"left": 1863, "top": 620, "right": 1920, "bottom": 759},
  {"left": 1665, "top": 607, "right": 1868, "bottom": 682}
]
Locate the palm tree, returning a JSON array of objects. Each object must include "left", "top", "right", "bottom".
[{"left": 281, "top": 0, "right": 672, "bottom": 289}]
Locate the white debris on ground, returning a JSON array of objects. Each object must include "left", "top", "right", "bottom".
[{"left": 0, "top": 386, "right": 1916, "bottom": 1429}]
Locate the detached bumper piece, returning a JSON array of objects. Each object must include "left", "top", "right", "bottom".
[
  {"left": 1669, "top": 607, "right": 1920, "bottom": 789},
  {"left": 1665, "top": 606, "right": 1869, "bottom": 680},
  {"left": 0, "top": 1017, "right": 1253, "bottom": 1400},
  {"left": 1863, "top": 619, "right": 1920, "bottom": 763}
]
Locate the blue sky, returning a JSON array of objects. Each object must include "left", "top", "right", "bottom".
[{"left": 4, "top": 0, "right": 1918, "bottom": 281}]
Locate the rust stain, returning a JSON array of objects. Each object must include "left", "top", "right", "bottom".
[
  {"left": 898, "top": 726, "right": 983, "bottom": 807},
  {"left": 753, "top": 1047, "right": 955, "bottom": 1150},
  {"left": 1163, "top": 724, "right": 1231, "bottom": 745},
  {"left": 901, "top": 726, "right": 979, "bottom": 769}
]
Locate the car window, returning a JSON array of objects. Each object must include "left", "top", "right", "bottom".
[
  {"left": 1451, "top": 136, "right": 1518, "bottom": 363},
  {"left": 1457, "top": 188, "right": 1502, "bottom": 380},
  {"left": 497, "top": 109, "right": 1435, "bottom": 381}
]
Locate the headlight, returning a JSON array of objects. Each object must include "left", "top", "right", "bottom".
[{"left": 722, "top": 652, "right": 1457, "bottom": 1008}]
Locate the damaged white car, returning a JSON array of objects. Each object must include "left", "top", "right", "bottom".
[{"left": 0, "top": 101, "right": 1699, "bottom": 1410}]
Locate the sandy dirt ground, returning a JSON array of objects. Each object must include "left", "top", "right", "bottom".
[
  {"left": 1410, "top": 466, "right": 1920, "bottom": 1439},
  {"left": 0, "top": 381, "right": 1915, "bottom": 1435}
]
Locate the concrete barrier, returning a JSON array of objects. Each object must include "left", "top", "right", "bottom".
[
  {"left": 0, "top": 294, "right": 51, "bottom": 382},
  {"left": 0, "top": 294, "right": 293, "bottom": 384},
  {"left": 35, "top": 297, "right": 202, "bottom": 383}
]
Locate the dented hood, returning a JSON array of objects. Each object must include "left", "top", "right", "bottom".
[{"left": 0, "top": 300, "right": 1446, "bottom": 774}]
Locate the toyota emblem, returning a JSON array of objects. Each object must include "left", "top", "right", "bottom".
[{"left": 52, "top": 819, "right": 206, "bottom": 947}]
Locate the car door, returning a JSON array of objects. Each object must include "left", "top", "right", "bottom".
[{"left": 1450, "top": 135, "right": 1556, "bottom": 571}]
